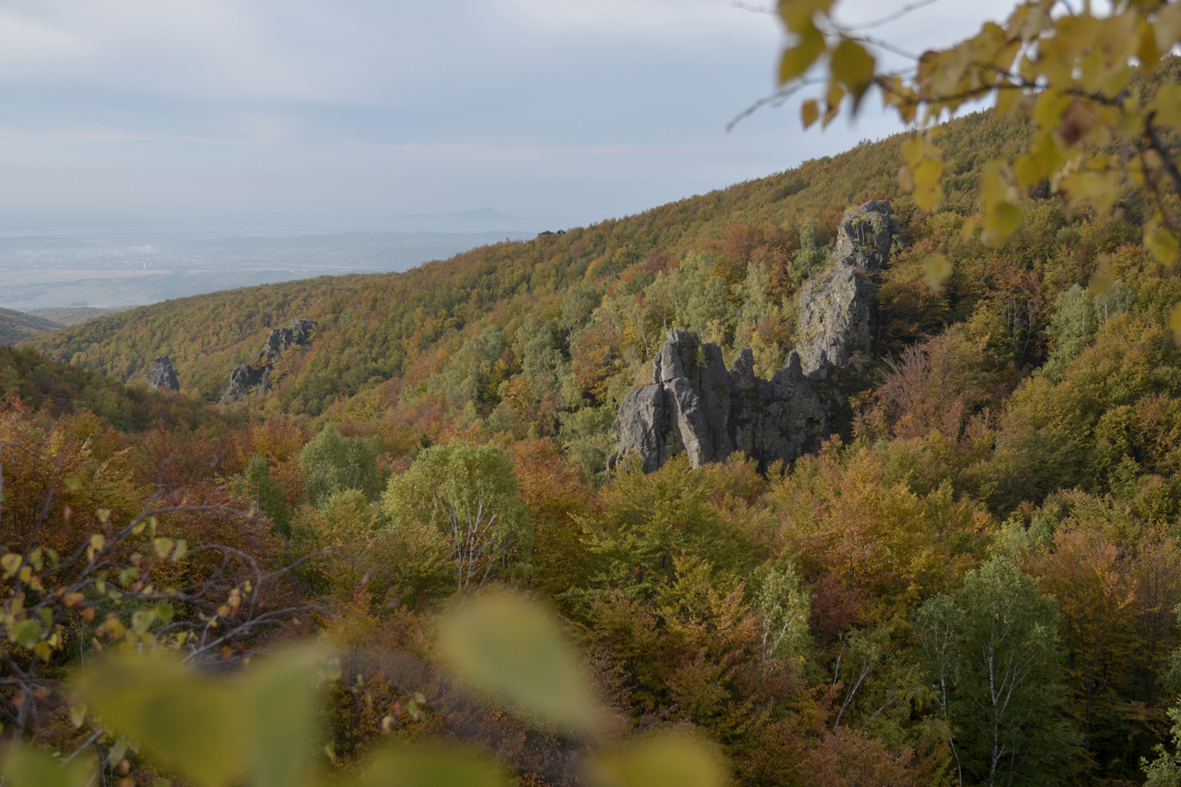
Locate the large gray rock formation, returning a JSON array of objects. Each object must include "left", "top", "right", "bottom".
[
  {"left": 145, "top": 356, "right": 180, "bottom": 392},
  {"left": 610, "top": 329, "right": 826, "bottom": 473},
  {"left": 220, "top": 318, "right": 317, "bottom": 404},
  {"left": 795, "top": 200, "right": 901, "bottom": 379}
]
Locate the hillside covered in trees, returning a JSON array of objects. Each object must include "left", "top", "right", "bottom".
[{"left": 7, "top": 78, "right": 1181, "bottom": 786}]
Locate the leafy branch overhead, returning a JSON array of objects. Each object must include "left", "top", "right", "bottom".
[{"left": 776, "top": 0, "right": 1181, "bottom": 275}]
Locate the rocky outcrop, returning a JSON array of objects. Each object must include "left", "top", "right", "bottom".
[
  {"left": 610, "top": 329, "right": 826, "bottom": 473},
  {"left": 145, "top": 356, "right": 180, "bottom": 392},
  {"left": 259, "top": 318, "right": 317, "bottom": 361},
  {"left": 795, "top": 200, "right": 902, "bottom": 379},
  {"left": 220, "top": 318, "right": 317, "bottom": 404}
]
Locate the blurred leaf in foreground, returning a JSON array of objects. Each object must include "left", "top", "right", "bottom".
[
  {"left": 357, "top": 745, "right": 508, "bottom": 787},
  {"left": 74, "top": 647, "right": 329, "bottom": 787},
  {"left": 588, "top": 731, "right": 730, "bottom": 787},
  {"left": 437, "top": 588, "right": 602, "bottom": 735},
  {"left": 1, "top": 747, "right": 91, "bottom": 787}
]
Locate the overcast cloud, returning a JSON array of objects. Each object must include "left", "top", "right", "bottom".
[{"left": 0, "top": 0, "right": 1023, "bottom": 230}]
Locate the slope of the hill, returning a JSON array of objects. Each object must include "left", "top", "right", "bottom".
[
  {"left": 0, "top": 345, "right": 226, "bottom": 432},
  {"left": 29, "top": 306, "right": 133, "bottom": 327},
  {"left": 31, "top": 107, "right": 1031, "bottom": 408},
  {"left": 0, "top": 307, "right": 62, "bottom": 345}
]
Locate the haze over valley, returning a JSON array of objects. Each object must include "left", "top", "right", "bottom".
[{"left": 0, "top": 209, "right": 544, "bottom": 311}]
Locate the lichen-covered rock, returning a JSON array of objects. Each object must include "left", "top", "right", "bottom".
[
  {"left": 610, "top": 330, "right": 826, "bottom": 473},
  {"left": 145, "top": 355, "right": 180, "bottom": 392},
  {"left": 832, "top": 200, "right": 902, "bottom": 272},
  {"left": 795, "top": 265, "right": 877, "bottom": 379},
  {"left": 795, "top": 200, "right": 902, "bottom": 380}
]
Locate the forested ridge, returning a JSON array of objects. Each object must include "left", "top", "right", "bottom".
[{"left": 7, "top": 67, "right": 1181, "bottom": 786}]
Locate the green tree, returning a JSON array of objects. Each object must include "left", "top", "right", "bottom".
[
  {"left": 234, "top": 455, "right": 292, "bottom": 534},
  {"left": 916, "top": 555, "right": 1078, "bottom": 787},
  {"left": 382, "top": 440, "right": 532, "bottom": 591},
  {"left": 298, "top": 424, "right": 384, "bottom": 508}
]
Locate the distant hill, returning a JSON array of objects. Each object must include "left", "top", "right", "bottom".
[
  {"left": 29, "top": 106, "right": 1037, "bottom": 410},
  {"left": 0, "top": 307, "right": 61, "bottom": 345},
  {"left": 29, "top": 96, "right": 1170, "bottom": 440},
  {"left": 26, "top": 306, "right": 132, "bottom": 327}
]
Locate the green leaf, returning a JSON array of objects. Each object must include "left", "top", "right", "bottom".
[
  {"left": 437, "top": 589, "right": 601, "bottom": 735},
  {"left": 830, "top": 37, "right": 875, "bottom": 109},
  {"left": 74, "top": 656, "right": 248, "bottom": 787},
  {"left": 357, "top": 745, "right": 507, "bottom": 787},
  {"left": 589, "top": 732, "right": 730, "bottom": 787},
  {"left": 1, "top": 747, "right": 91, "bottom": 787},
  {"left": 11, "top": 619, "right": 43, "bottom": 648}
]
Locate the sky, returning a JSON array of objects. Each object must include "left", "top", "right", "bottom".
[{"left": 0, "top": 0, "right": 1025, "bottom": 231}]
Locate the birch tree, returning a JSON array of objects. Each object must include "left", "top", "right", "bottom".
[
  {"left": 916, "top": 555, "right": 1078, "bottom": 787},
  {"left": 383, "top": 440, "right": 532, "bottom": 592}
]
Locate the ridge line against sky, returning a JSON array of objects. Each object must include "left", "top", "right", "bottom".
[{"left": 1, "top": 0, "right": 1022, "bottom": 231}]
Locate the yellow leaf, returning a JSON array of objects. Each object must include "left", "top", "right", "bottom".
[
  {"left": 800, "top": 98, "right": 819, "bottom": 129},
  {"left": 1138, "top": 16, "right": 1161, "bottom": 71},
  {"left": 247, "top": 648, "right": 329, "bottom": 787},
  {"left": 982, "top": 202, "right": 1022, "bottom": 248},
  {"left": 923, "top": 255, "right": 953, "bottom": 291},
  {"left": 912, "top": 158, "right": 945, "bottom": 212},
  {"left": 1152, "top": 84, "right": 1181, "bottom": 132},
  {"left": 437, "top": 589, "right": 602, "bottom": 735},
  {"left": 960, "top": 217, "right": 977, "bottom": 244},
  {"left": 1170, "top": 301, "right": 1181, "bottom": 346},
  {"left": 897, "top": 165, "right": 914, "bottom": 193},
  {"left": 1032, "top": 89, "right": 1071, "bottom": 132},
  {"left": 995, "top": 85, "right": 1021, "bottom": 117},
  {"left": 830, "top": 37, "right": 875, "bottom": 109},
  {"left": 589, "top": 732, "right": 730, "bottom": 787},
  {"left": 1155, "top": 2, "right": 1181, "bottom": 53},
  {"left": 74, "top": 656, "right": 249, "bottom": 787},
  {"left": 1, "top": 747, "right": 91, "bottom": 787},
  {"left": 980, "top": 160, "right": 1008, "bottom": 209},
  {"left": 1145, "top": 223, "right": 1179, "bottom": 266},
  {"left": 358, "top": 745, "right": 508, "bottom": 787},
  {"left": 1089, "top": 271, "right": 1114, "bottom": 297},
  {"left": 778, "top": 21, "right": 825, "bottom": 85},
  {"left": 900, "top": 135, "right": 925, "bottom": 169},
  {"left": 823, "top": 81, "right": 846, "bottom": 128},
  {"left": 1, "top": 553, "right": 20, "bottom": 578},
  {"left": 154, "top": 538, "right": 175, "bottom": 559}
]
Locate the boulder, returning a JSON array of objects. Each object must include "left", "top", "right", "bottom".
[
  {"left": 145, "top": 355, "right": 180, "bottom": 392},
  {"left": 610, "top": 330, "right": 826, "bottom": 473}
]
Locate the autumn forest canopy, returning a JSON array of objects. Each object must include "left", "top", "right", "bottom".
[{"left": 9, "top": 22, "right": 1181, "bottom": 787}]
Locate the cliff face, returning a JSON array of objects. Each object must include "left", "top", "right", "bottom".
[
  {"left": 610, "top": 329, "right": 826, "bottom": 473},
  {"left": 220, "top": 319, "right": 317, "bottom": 404},
  {"left": 611, "top": 200, "right": 902, "bottom": 473},
  {"left": 145, "top": 356, "right": 180, "bottom": 392},
  {"left": 794, "top": 200, "right": 902, "bottom": 380}
]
